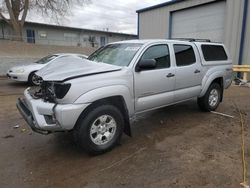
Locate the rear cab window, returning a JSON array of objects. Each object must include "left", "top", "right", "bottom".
[
  {"left": 173, "top": 44, "right": 196, "bottom": 66},
  {"left": 201, "top": 44, "right": 228, "bottom": 61}
]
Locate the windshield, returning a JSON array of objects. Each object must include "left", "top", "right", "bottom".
[
  {"left": 88, "top": 43, "right": 142, "bottom": 66},
  {"left": 35, "top": 55, "right": 58, "bottom": 64}
]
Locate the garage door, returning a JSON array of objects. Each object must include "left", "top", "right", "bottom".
[{"left": 171, "top": 1, "right": 226, "bottom": 42}]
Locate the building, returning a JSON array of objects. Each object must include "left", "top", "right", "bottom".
[
  {"left": 0, "top": 20, "right": 137, "bottom": 48},
  {"left": 137, "top": 0, "right": 250, "bottom": 66}
]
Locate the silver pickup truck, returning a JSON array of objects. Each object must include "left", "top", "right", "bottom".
[{"left": 17, "top": 39, "right": 233, "bottom": 154}]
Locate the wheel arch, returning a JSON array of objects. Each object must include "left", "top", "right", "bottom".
[
  {"left": 200, "top": 71, "right": 224, "bottom": 99},
  {"left": 74, "top": 95, "right": 132, "bottom": 136},
  {"left": 28, "top": 70, "right": 38, "bottom": 77}
]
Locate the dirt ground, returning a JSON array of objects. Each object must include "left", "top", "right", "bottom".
[{"left": 0, "top": 77, "right": 249, "bottom": 188}]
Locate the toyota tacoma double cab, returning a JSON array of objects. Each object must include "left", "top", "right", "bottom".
[{"left": 17, "top": 39, "right": 233, "bottom": 154}]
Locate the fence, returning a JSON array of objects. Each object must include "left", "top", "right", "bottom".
[{"left": 233, "top": 65, "right": 250, "bottom": 81}]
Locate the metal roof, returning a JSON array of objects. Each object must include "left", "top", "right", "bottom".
[
  {"left": 24, "top": 21, "right": 137, "bottom": 36},
  {"left": 136, "top": 0, "right": 186, "bottom": 13},
  {"left": 0, "top": 19, "right": 137, "bottom": 37}
]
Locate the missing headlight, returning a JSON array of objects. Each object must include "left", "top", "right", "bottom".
[
  {"left": 54, "top": 83, "right": 71, "bottom": 99},
  {"left": 39, "top": 82, "right": 71, "bottom": 102},
  {"left": 40, "top": 82, "right": 56, "bottom": 102}
]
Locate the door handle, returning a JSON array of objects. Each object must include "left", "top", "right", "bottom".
[
  {"left": 194, "top": 69, "right": 201, "bottom": 74},
  {"left": 166, "top": 73, "right": 175, "bottom": 78}
]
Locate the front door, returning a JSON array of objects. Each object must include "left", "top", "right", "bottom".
[
  {"left": 134, "top": 44, "right": 175, "bottom": 113},
  {"left": 26, "top": 29, "right": 35, "bottom": 43},
  {"left": 100, "top": 36, "right": 106, "bottom": 46}
]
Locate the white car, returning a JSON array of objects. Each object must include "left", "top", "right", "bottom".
[{"left": 7, "top": 53, "right": 87, "bottom": 85}]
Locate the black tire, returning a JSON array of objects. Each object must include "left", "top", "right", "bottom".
[
  {"left": 74, "top": 104, "right": 124, "bottom": 155},
  {"left": 197, "top": 83, "right": 222, "bottom": 112},
  {"left": 28, "top": 72, "right": 40, "bottom": 86}
]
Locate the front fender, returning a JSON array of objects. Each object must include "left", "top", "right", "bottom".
[
  {"left": 74, "top": 85, "right": 134, "bottom": 116},
  {"left": 199, "top": 71, "right": 224, "bottom": 97}
]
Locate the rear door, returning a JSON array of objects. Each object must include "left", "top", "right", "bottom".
[
  {"left": 172, "top": 43, "right": 203, "bottom": 102},
  {"left": 134, "top": 44, "right": 175, "bottom": 112}
]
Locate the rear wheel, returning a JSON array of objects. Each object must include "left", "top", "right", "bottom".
[
  {"left": 74, "top": 104, "right": 124, "bottom": 155},
  {"left": 198, "top": 83, "right": 222, "bottom": 112},
  {"left": 28, "top": 72, "right": 40, "bottom": 86}
]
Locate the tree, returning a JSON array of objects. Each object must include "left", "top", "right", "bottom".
[{"left": 0, "top": 0, "right": 90, "bottom": 41}]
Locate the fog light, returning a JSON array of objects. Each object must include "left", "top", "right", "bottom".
[{"left": 44, "top": 115, "right": 56, "bottom": 124}]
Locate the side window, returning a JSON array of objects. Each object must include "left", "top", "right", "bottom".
[
  {"left": 141, "top": 45, "right": 170, "bottom": 69},
  {"left": 201, "top": 45, "right": 228, "bottom": 61},
  {"left": 174, "top": 44, "right": 196, "bottom": 66}
]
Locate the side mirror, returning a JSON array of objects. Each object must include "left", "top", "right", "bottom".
[{"left": 135, "top": 59, "right": 156, "bottom": 72}]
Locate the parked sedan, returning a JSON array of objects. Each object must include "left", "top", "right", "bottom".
[{"left": 6, "top": 53, "right": 87, "bottom": 85}]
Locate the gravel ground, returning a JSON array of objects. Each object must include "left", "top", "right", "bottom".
[{"left": 0, "top": 78, "right": 249, "bottom": 188}]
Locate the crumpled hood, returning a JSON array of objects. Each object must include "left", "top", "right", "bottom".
[{"left": 36, "top": 56, "right": 122, "bottom": 81}]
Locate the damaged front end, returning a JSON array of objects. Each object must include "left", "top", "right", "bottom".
[
  {"left": 16, "top": 86, "right": 59, "bottom": 135},
  {"left": 16, "top": 80, "right": 76, "bottom": 134},
  {"left": 29, "top": 81, "right": 71, "bottom": 103}
]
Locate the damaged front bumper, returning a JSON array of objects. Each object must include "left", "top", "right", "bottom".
[{"left": 16, "top": 88, "right": 89, "bottom": 134}]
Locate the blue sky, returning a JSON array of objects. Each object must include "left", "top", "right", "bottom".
[{"left": 27, "top": 0, "right": 169, "bottom": 34}]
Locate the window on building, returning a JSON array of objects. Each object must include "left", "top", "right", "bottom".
[
  {"left": 38, "top": 31, "right": 47, "bottom": 38},
  {"left": 201, "top": 45, "right": 228, "bottom": 61},
  {"left": 141, "top": 45, "right": 170, "bottom": 69},
  {"left": 64, "top": 33, "right": 77, "bottom": 41},
  {"left": 83, "top": 36, "right": 88, "bottom": 42},
  {"left": 174, "top": 44, "right": 196, "bottom": 66}
]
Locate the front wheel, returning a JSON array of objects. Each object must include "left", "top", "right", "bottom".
[
  {"left": 74, "top": 104, "right": 124, "bottom": 155},
  {"left": 197, "top": 83, "right": 222, "bottom": 112},
  {"left": 28, "top": 72, "right": 41, "bottom": 86}
]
